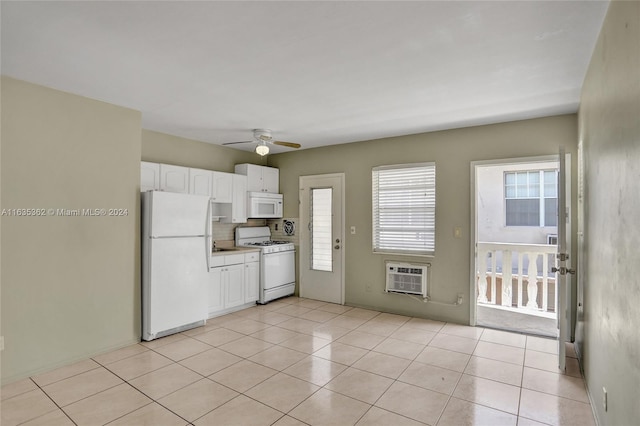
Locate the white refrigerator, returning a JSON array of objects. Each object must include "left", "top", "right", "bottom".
[{"left": 142, "top": 191, "right": 212, "bottom": 341}]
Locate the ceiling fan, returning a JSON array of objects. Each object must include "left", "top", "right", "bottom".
[{"left": 222, "top": 129, "right": 301, "bottom": 156}]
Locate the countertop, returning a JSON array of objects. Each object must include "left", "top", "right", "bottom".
[{"left": 210, "top": 245, "right": 260, "bottom": 257}]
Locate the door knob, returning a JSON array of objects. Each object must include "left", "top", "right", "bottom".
[
  {"left": 335, "top": 238, "right": 340, "bottom": 243},
  {"left": 334, "top": 245, "right": 340, "bottom": 250}
]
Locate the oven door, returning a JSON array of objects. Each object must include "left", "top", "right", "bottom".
[{"left": 263, "top": 250, "right": 295, "bottom": 290}]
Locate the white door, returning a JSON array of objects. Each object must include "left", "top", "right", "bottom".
[
  {"left": 555, "top": 147, "right": 572, "bottom": 371},
  {"left": 299, "top": 174, "right": 345, "bottom": 304}
]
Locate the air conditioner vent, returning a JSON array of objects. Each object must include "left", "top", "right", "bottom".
[{"left": 385, "top": 262, "right": 428, "bottom": 297}]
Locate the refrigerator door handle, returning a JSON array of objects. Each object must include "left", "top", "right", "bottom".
[{"left": 205, "top": 200, "right": 211, "bottom": 272}]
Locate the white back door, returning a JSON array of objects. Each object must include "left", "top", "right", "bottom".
[
  {"left": 299, "top": 174, "right": 345, "bottom": 304},
  {"left": 555, "top": 147, "right": 572, "bottom": 371}
]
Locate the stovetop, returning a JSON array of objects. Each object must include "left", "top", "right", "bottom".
[
  {"left": 235, "top": 226, "right": 294, "bottom": 253},
  {"left": 245, "top": 240, "right": 291, "bottom": 247}
]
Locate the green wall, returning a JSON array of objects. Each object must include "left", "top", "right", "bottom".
[
  {"left": 1, "top": 77, "right": 141, "bottom": 384},
  {"left": 578, "top": 0, "right": 640, "bottom": 423},
  {"left": 269, "top": 114, "right": 578, "bottom": 324},
  {"left": 141, "top": 129, "right": 260, "bottom": 172},
  {"left": 0, "top": 79, "right": 264, "bottom": 385}
]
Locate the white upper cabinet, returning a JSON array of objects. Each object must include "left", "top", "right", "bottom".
[
  {"left": 160, "top": 164, "right": 189, "bottom": 193},
  {"left": 189, "top": 168, "right": 213, "bottom": 196},
  {"left": 261, "top": 167, "right": 280, "bottom": 193},
  {"left": 212, "top": 172, "right": 233, "bottom": 203},
  {"left": 235, "top": 163, "right": 279, "bottom": 193},
  {"left": 141, "top": 163, "right": 240, "bottom": 212},
  {"left": 141, "top": 161, "right": 160, "bottom": 191},
  {"left": 231, "top": 174, "right": 247, "bottom": 223},
  {"left": 219, "top": 174, "right": 247, "bottom": 224}
]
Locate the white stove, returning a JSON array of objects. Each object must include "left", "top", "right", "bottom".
[{"left": 236, "top": 226, "right": 295, "bottom": 303}]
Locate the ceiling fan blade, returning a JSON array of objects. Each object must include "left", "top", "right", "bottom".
[
  {"left": 273, "top": 141, "right": 301, "bottom": 149},
  {"left": 222, "top": 140, "right": 253, "bottom": 145}
]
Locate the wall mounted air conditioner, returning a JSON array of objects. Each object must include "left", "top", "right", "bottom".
[{"left": 385, "top": 262, "right": 428, "bottom": 297}]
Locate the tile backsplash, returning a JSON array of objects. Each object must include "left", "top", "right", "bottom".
[
  {"left": 212, "top": 218, "right": 300, "bottom": 245},
  {"left": 212, "top": 219, "right": 266, "bottom": 242},
  {"left": 267, "top": 217, "right": 299, "bottom": 245}
]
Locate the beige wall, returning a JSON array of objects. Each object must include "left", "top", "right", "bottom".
[
  {"left": 141, "top": 130, "right": 259, "bottom": 172},
  {"left": 1, "top": 77, "right": 142, "bottom": 384},
  {"left": 269, "top": 114, "right": 577, "bottom": 324},
  {"left": 578, "top": 0, "right": 640, "bottom": 423}
]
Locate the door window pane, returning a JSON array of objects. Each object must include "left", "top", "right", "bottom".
[{"left": 311, "top": 188, "right": 332, "bottom": 271}]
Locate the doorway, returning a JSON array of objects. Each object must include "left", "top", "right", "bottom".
[
  {"left": 472, "top": 156, "right": 564, "bottom": 337},
  {"left": 299, "top": 173, "right": 345, "bottom": 304}
]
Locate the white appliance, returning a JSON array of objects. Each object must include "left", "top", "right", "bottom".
[
  {"left": 247, "top": 192, "right": 283, "bottom": 218},
  {"left": 142, "top": 191, "right": 212, "bottom": 341},
  {"left": 236, "top": 226, "right": 295, "bottom": 304}
]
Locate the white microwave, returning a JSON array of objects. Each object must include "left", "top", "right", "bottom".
[{"left": 247, "top": 192, "right": 283, "bottom": 218}]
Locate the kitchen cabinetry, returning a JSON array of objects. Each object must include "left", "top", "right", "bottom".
[
  {"left": 160, "top": 164, "right": 189, "bottom": 193},
  {"left": 208, "top": 267, "right": 224, "bottom": 313},
  {"left": 208, "top": 251, "right": 259, "bottom": 317},
  {"left": 223, "top": 264, "right": 245, "bottom": 309},
  {"left": 141, "top": 162, "right": 247, "bottom": 224},
  {"left": 216, "top": 174, "right": 247, "bottom": 223},
  {"left": 244, "top": 252, "right": 260, "bottom": 303},
  {"left": 189, "top": 168, "right": 213, "bottom": 196},
  {"left": 141, "top": 162, "right": 160, "bottom": 191},
  {"left": 212, "top": 171, "right": 233, "bottom": 203},
  {"left": 188, "top": 168, "right": 233, "bottom": 202},
  {"left": 235, "top": 163, "right": 279, "bottom": 193},
  {"left": 224, "top": 174, "right": 247, "bottom": 223}
]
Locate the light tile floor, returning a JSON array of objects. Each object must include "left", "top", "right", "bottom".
[{"left": 1, "top": 297, "right": 595, "bottom": 426}]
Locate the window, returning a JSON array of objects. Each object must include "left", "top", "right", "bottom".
[
  {"left": 372, "top": 163, "right": 436, "bottom": 255},
  {"left": 311, "top": 187, "right": 332, "bottom": 271},
  {"left": 505, "top": 170, "right": 557, "bottom": 226}
]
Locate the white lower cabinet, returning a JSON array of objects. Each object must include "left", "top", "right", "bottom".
[
  {"left": 224, "top": 263, "right": 245, "bottom": 309},
  {"left": 208, "top": 251, "right": 260, "bottom": 317},
  {"left": 244, "top": 261, "right": 260, "bottom": 303},
  {"left": 208, "top": 267, "right": 224, "bottom": 314}
]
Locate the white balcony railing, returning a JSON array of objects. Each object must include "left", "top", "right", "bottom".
[{"left": 477, "top": 242, "right": 557, "bottom": 314}]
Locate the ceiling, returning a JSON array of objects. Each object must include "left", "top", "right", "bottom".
[{"left": 1, "top": 1, "right": 609, "bottom": 154}]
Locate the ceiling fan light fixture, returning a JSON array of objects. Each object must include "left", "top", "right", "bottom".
[{"left": 255, "top": 142, "right": 269, "bottom": 156}]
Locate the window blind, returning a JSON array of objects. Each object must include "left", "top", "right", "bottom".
[{"left": 372, "top": 163, "right": 436, "bottom": 255}]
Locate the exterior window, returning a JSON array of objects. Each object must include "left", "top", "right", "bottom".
[
  {"left": 505, "top": 170, "right": 557, "bottom": 227},
  {"left": 372, "top": 163, "right": 436, "bottom": 255}
]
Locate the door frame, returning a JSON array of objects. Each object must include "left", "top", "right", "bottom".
[
  {"left": 469, "top": 154, "right": 568, "bottom": 327},
  {"left": 299, "top": 173, "right": 346, "bottom": 304}
]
